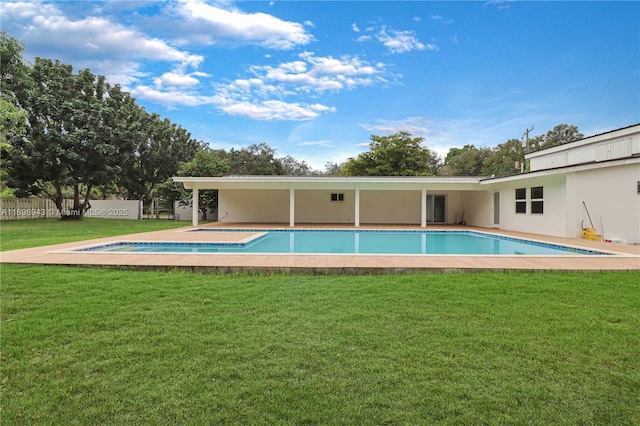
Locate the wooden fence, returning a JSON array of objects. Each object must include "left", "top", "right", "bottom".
[{"left": 1, "top": 198, "right": 75, "bottom": 221}]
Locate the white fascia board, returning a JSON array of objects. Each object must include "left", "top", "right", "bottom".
[{"left": 172, "top": 176, "right": 484, "bottom": 191}]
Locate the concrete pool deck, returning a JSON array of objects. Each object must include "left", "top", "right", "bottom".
[{"left": 1, "top": 223, "right": 639, "bottom": 274}]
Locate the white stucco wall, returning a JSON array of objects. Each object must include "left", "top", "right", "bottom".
[
  {"left": 295, "top": 190, "right": 355, "bottom": 223},
  {"left": 488, "top": 175, "right": 568, "bottom": 237},
  {"left": 218, "top": 188, "right": 490, "bottom": 226},
  {"left": 565, "top": 163, "right": 640, "bottom": 243},
  {"left": 84, "top": 200, "right": 142, "bottom": 220},
  {"left": 359, "top": 190, "right": 420, "bottom": 224},
  {"left": 219, "top": 189, "right": 289, "bottom": 223},
  {"left": 458, "top": 190, "right": 492, "bottom": 228}
]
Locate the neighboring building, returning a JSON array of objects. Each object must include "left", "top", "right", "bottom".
[{"left": 174, "top": 123, "right": 640, "bottom": 244}]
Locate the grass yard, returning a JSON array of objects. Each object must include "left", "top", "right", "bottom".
[
  {"left": 1, "top": 219, "right": 639, "bottom": 424},
  {"left": 0, "top": 218, "right": 187, "bottom": 252}
]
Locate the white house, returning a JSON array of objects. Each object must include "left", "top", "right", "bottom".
[{"left": 174, "top": 123, "right": 640, "bottom": 244}]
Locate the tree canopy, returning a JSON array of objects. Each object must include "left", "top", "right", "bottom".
[
  {"left": 171, "top": 149, "right": 229, "bottom": 220},
  {"left": 342, "top": 132, "right": 439, "bottom": 176},
  {"left": 1, "top": 32, "right": 201, "bottom": 216},
  {"left": 441, "top": 145, "right": 491, "bottom": 177}
]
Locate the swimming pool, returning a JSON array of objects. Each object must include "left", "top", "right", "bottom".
[{"left": 76, "top": 230, "right": 607, "bottom": 256}]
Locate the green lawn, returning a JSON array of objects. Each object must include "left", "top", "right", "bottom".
[
  {"left": 0, "top": 218, "right": 187, "bottom": 251},
  {"left": 1, "top": 219, "right": 639, "bottom": 424}
]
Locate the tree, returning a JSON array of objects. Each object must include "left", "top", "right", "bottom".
[
  {"left": 67, "top": 68, "right": 120, "bottom": 214},
  {"left": 323, "top": 162, "right": 345, "bottom": 176},
  {"left": 7, "top": 58, "right": 78, "bottom": 215},
  {"left": 221, "top": 143, "right": 284, "bottom": 175},
  {"left": 0, "top": 31, "right": 32, "bottom": 108},
  {"left": 441, "top": 145, "right": 491, "bottom": 176},
  {"left": 6, "top": 59, "right": 130, "bottom": 217},
  {"left": 103, "top": 84, "right": 147, "bottom": 199},
  {"left": 540, "top": 124, "right": 584, "bottom": 150},
  {"left": 342, "top": 132, "right": 439, "bottom": 176},
  {"left": 1, "top": 32, "right": 32, "bottom": 198},
  {"left": 168, "top": 149, "right": 229, "bottom": 221},
  {"left": 0, "top": 98, "right": 28, "bottom": 197},
  {"left": 279, "top": 155, "right": 312, "bottom": 176},
  {"left": 0, "top": 98, "right": 27, "bottom": 148},
  {"left": 482, "top": 139, "right": 523, "bottom": 177},
  {"left": 116, "top": 109, "right": 200, "bottom": 202},
  {"left": 2, "top": 33, "right": 204, "bottom": 213}
]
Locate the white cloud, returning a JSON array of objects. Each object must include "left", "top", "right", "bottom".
[
  {"left": 174, "top": 0, "right": 313, "bottom": 49},
  {"left": 220, "top": 100, "right": 335, "bottom": 121},
  {"left": 352, "top": 23, "right": 360, "bottom": 32},
  {"left": 131, "top": 85, "right": 220, "bottom": 108},
  {"left": 27, "top": 12, "right": 201, "bottom": 66},
  {"left": 247, "top": 52, "right": 385, "bottom": 95},
  {"left": 484, "top": 0, "right": 514, "bottom": 10},
  {"left": 298, "top": 140, "right": 333, "bottom": 148},
  {"left": 154, "top": 71, "right": 203, "bottom": 88},
  {"left": 361, "top": 117, "right": 434, "bottom": 138},
  {"left": 84, "top": 59, "right": 147, "bottom": 87},
  {"left": 1, "top": 1, "right": 392, "bottom": 124},
  {"left": 431, "top": 14, "right": 454, "bottom": 24},
  {"left": 200, "top": 52, "right": 390, "bottom": 120},
  {"left": 377, "top": 26, "right": 430, "bottom": 54},
  {"left": 355, "top": 23, "right": 435, "bottom": 54},
  {"left": 1, "top": 1, "right": 203, "bottom": 87},
  {"left": 0, "top": 0, "right": 59, "bottom": 20},
  {"left": 134, "top": 74, "right": 337, "bottom": 121}
]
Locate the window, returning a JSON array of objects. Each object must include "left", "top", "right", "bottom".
[
  {"left": 515, "top": 188, "right": 526, "bottom": 214},
  {"left": 531, "top": 186, "right": 543, "bottom": 214},
  {"left": 531, "top": 186, "right": 543, "bottom": 200},
  {"left": 330, "top": 193, "right": 344, "bottom": 202}
]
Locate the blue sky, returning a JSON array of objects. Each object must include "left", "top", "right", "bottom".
[{"left": 2, "top": 0, "right": 639, "bottom": 170}]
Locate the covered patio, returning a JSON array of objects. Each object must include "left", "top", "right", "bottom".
[{"left": 173, "top": 176, "right": 486, "bottom": 227}]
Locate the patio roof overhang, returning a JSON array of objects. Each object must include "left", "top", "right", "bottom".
[
  {"left": 172, "top": 175, "right": 485, "bottom": 191},
  {"left": 173, "top": 176, "right": 487, "bottom": 227}
]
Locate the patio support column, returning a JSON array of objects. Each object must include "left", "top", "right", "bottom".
[
  {"left": 192, "top": 186, "right": 199, "bottom": 227},
  {"left": 355, "top": 186, "right": 360, "bottom": 227},
  {"left": 289, "top": 187, "right": 295, "bottom": 227},
  {"left": 421, "top": 187, "right": 427, "bottom": 228}
]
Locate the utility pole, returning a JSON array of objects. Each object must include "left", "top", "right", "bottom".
[{"left": 521, "top": 126, "right": 534, "bottom": 173}]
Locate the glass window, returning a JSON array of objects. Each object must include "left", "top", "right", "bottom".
[
  {"left": 331, "top": 193, "right": 345, "bottom": 202},
  {"left": 531, "top": 201, "right": 544, "bottom": 214},
  {"left": 515, "top": 188, "right": 526, "bottom": 213},
  {"left": 531, "top": 186, "right": 543, "bottom": 199},
  {"left": 531, "top": 187, "right": 543, "bottom": 214}
]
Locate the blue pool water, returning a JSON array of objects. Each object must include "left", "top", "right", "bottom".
[{"left": 77, "top": 230, "right": 607, "bottom": 256}]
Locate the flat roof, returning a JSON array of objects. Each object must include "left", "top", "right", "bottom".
[{"left": 173, "top": 175, "right": 484, "bottom": 190}]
